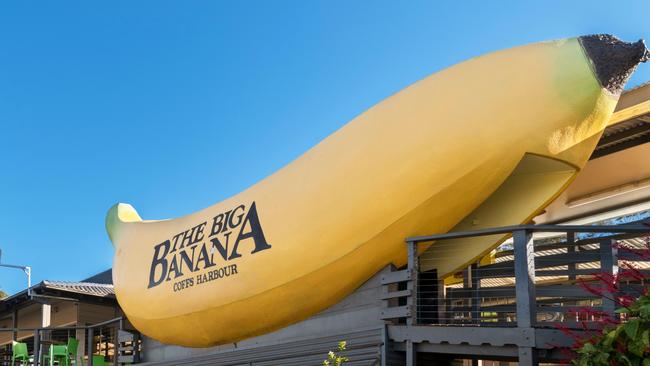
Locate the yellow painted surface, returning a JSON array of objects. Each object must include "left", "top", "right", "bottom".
[
  {"left": 107, "top": 37, "right": 621, "bottom": 347},
  {"left": 421, "top": 153, "right": 579, "bottom": 275}
]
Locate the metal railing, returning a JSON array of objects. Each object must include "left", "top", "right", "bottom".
[
  {"left": 381, "top": 223, "right": 649, "bottom": 365},
  {"left": 381, "top": 224, "right": 650, "bottom": 328},
  {"left": 0, "top": 317, "right": 140, "bottom": 366}
]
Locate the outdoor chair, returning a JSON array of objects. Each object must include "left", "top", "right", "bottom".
[
  {"left": 78, "top": 355, "right": 108, "bottom": 366},
  {"left": 67, "top": 338, "right": 79, "bottom": 365},
  {"left": 11, "top": 341, "right": 30, "bottom": 366},
  {"left": 49, "top": 337, "right": 79, "bottom": 366}
]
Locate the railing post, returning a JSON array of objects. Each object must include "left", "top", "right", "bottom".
[
  {"left": 567, "top": 232, "right": 576, "bottom": 281},
  {"left": 34, "top": 328, "right": 40, "bottom": 366},
  {"left": 513, "top": 230, "right": 536, "bottom": 327},
  {"left": 437, "top": 270, "right": 446, "bottom": 325},
  {"left": 407, "top": 240, "right": 419, "bottom": 326},
  {"left": 11, "top": 310, "right": 17, "bottom": 342},
  {"left": 114, "top": 325, "right": 119, "bottom": 366},
  {"left": 513, "top": 229, "right": 538, "bottom": 366},
  {"left": 88, "top": 327, "right": 94, "bottom": 366},
  {"left": 471, "top": 263, "right": 480, "bottom": 325},
  {"left": 405, "top": 340, "right": 416, "bottom": 366},
  {"left": 600, "top": 239, "right": 619, "bottom": 318},
  {"left": 406, "top": 240, "right": 418, "bottom": 366}
]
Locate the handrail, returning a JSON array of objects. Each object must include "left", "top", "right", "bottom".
[
  {"left": 0, "top": 317, "right": 127, "bottom": 366},
  {"left": 386, "top": 222, "right": 650, "bottom": 364},
  {"left": 0, "top": 316, "right": 124, "bottom": 332},
  {"left": 406, "top": 223, "right": 649, "bottom": 244}
]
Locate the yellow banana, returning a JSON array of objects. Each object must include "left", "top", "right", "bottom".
[{"left": 106, "top": 34, "right": 647, "bottom": 347}]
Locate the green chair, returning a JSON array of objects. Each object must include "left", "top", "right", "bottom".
[
  {"left": 67, "top": 338, "right": 79, "bottom": 365},
  {"left": 50, "top": 344, "right": 68, "bottom": 366},
  {"left": 11, "top": 341, "right": 29, "bottom": 366},
  {"left": 49, "top": 337, "right": 79, "bottom": 366},
  {"left": 78, "top": 355, "right": 108, "bottom": 366}
]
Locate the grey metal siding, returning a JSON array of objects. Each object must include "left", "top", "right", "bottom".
[
  {"left": 139, "top": 267, "right": 392, "bottom": 365},
  {"left": 139, "top": 328, "right": 382, "bottom": 366}
]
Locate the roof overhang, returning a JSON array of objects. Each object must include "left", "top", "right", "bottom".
[
  {"left": 594, "top": 82, "right": 650, "bottom": 159},
  {"left": 0, "top": 281, "right": 116, "bottom": 314}
]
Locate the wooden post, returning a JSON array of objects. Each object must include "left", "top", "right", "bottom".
[
  {"left": 406, "top": 340, "right": 417, "bottom": 366},
  {"left": 513, "top": 229, "right": 538, "bottom": 366},
  {"left": 471, "top": 263, "right": 480, "bottom": 325},
  {"left": 437, "top": 272, "right": 446, "bottom": 325},
  {"left": 513, "top": 230, "right": 536, "bottom": 328},
  {"left": 11, "top": 309, "right": 17, "bottom": 341},
  {"left": 567, "top": 232, "right": 576, "bottom": 281},
  {"left": 463, "top": 266, "right": 471, "bottom": 323},
  {"left": 406, "top": 241, "right": 418, "bottom": 366},
  {"left": 600, "top": 239, "right": 619, "bottom": 318},
  {"left": 407, "top": 241, "right": 419, "bottom": 326},
  {"left": 34, "top": 329, "right": 40, "bottom": 366},
  {"left": 88, "top": 327, "right": 94, "bottom": 366},
  {"left": 518, "top": 346, "right": 539, "bottom": 366}
]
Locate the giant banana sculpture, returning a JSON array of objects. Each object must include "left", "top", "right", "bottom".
[{"left": 106, "top": 34, "right": 648, "bottom": 347}]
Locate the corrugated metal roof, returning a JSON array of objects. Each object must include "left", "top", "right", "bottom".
[
  {"left": 42, "top": 280, "right": 114, "bottom": 297},
  {"left": 0, "top": 280, "right": 115, "bottom": 307},
  {"left": 593, "top": 117, "right": 650, "bottom": 158}
]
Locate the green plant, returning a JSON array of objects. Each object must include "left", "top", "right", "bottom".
[
  {"left": 323, "top": 341, "right": 348, "bottom": 366},
  {"left": 571, "top": 291, "right": 650, "bottom": 366}
]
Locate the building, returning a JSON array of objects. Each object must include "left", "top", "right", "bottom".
[{"left": 1, "top": 82, "right": 650, "bottom": 365}]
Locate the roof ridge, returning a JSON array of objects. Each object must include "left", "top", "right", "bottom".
[{"left": 43, "top": 280, "right": 114, "bottom": 287}]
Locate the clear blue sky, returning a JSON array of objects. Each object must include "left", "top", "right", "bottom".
[{"left": 1, "top": 1, "right": 649, "bottom": 295}]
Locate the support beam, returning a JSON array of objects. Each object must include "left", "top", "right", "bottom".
[
  {"left": 34, "top": 329, "right": 40, "bottom": 366},
  {"left": 406, "top": 340, "right": 417, "bottom": 366},
  {"left": 567, "top": 232, "right": 576, "bottom": 281},
  {"left": 88, "top": 327, "right": 94, "bottom": 366},
  {"left": 513, "top": 230, "right": 536, "bottom": 328},
  {"left": 471, "top": 263, "right": 480, "bottom": 325},
  {"left": 381, "top": 325, "right": 388, "bottom": 366},
  {"left": 11, "top": 309, "right": 17, "bottom": 341},
  {"left": 407, "top": 241, "right": 419, "bottom": 326},
  {"left": 514, "top": 230, "right": 538, "bottom": 366},
  {"left": 518, "top": 347, "right": 539, "bottom": 366},
  {"left": 406, "top": 241, "right": 419, "bottom": 366},
  {"left": 437, "top": 273, "right": 446, "bottom": 325},
  {"left": 600, "top": 239, "right": 619, "bottom": 318}
]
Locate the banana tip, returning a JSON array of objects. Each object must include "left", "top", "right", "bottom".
[
  {"left": 579, "top": 34, "right": 649, "bottom": 94},
  {"left": 106, "top": 203, "right": 142, "bottom": 245}
]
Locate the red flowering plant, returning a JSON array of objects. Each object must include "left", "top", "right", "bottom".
[{"left": 555, "top": 238, "right": 650, "bottom": 365}]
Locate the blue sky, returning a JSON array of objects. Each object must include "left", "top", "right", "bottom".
[{"left": 0, "top": 1, "right": 649, "bottom": 295}]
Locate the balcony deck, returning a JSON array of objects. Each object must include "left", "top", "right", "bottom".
[{"left": 381, "top": 223, "right": 650, "bottom": 365}]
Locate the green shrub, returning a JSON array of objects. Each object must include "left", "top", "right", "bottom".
[
  {"left": 572, "top": 292, "right": 650, "bottom": 365},
  {"left": 323, "top": 341, "right": 348, "bottom": 366}
]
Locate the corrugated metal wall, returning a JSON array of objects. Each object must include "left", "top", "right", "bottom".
[
  {"left": 139, "top": 267, "right": 394, "bottom": 365},
  {"left": 139, "top": 328, "right": 383, "bottom": 366}
]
